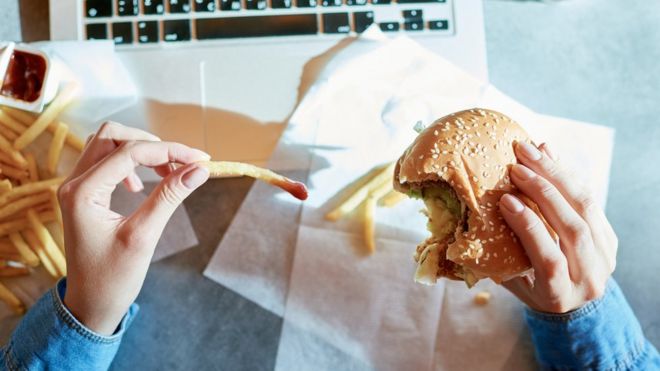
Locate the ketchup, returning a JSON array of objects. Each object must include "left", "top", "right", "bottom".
[{"left": 1, "top": 50, "right": 47, "bottom": 103}]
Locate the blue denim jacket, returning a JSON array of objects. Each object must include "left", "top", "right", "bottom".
[
  {"left": 1, "top": 279, "right": 138, "bottom": 371},
  {"left": 1, "top": 278, "right": 658, "bottom": 370}
]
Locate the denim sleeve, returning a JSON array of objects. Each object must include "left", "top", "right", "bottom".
[
  {"left": 1, "top": 278, "right": 138, "bottom": 371},
  {"left": 525, "top": 278, "right": 660, "bottom": 370}
]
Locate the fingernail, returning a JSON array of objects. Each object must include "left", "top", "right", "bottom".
[
  {"left": 517, "top": 142, "right": 542, "bottom": 161},
  {"left": 182, "top": 165, "right": 209, "bottom": 189},
  {"left": 501, "top": 194, "right": 524, "bottom": 214},
  {"left": 511, "top": 164, "right": 536, "bottom": 181},
  {"left": 540, "top": 143, "right": 557, "bottom": 161}
]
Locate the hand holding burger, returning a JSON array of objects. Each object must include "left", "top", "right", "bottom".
[{"left": 395, "top": 109, "right": 617, "bottom": 313}]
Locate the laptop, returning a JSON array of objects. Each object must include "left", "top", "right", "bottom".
[{"left": 48, "top": 0, "right": 487, "bottom": 167}]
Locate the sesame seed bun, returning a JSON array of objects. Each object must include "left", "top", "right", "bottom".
[{"left": 395, "top": 108, "right": 536, "bottom": 285}]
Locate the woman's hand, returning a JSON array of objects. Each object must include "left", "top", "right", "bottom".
[
  {"left": 58, "top": 122, "right": 210, "bottom": 335},
  {"left": 499, "top": 142, "right": 618, "bottom": 314}
]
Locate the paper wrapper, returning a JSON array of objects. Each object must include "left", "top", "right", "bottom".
[{"left": 204, "top": 31, "right": 614, "bottom": 369}]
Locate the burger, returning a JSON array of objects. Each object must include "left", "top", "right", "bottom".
[{"left": 394, "top": 108, "right": 539, "bottom": 287}]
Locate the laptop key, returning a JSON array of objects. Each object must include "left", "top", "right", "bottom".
[
  {"left": 404, "top": 20, "right": 423, "bottom": 31},
  {"left": 353, "top": 12, "right": 374, "bottom": 33},
  {"left": 322, "top": 13, "right": 350, "bottom": 33},
  {"left": 379, "top": 22, "right": 399, "bottom": 31},
  {"left": 112, "top": 22, "right": 133, "bottom": 44},
  {"left": 246, "top": 0, "right": 267, "bottom": 9},
  {"left": 137, "top": 21, "right": 159, "bottom": 43},
  {"left": 86, "top": 23, "right": 108, "bottom": 40},
  {"left": 168, "top": 0, "right": 191, "bottom": 13},
  {"left": 163, "top": 19, "right": 191, "bottom": 41},
  {"left": 428, "top": 20, "right": 449, "bottom": 30},
  {"left": 196, "top": 15, "right": 318, "bottom": 39},
  {"left": 322, "top": 0, "right": 342, "bottom": 6},
  {"left": 346, "top": 0, "right": 367, "bottom": 5},
  {"left": 143, "top": 0, "right": 165, "bottom": 14},
  {"left": 117, "top": 0, "right": 139, "bottom": 15},
  {"left": 296, "top": 0, "right": 317, "bottom": 7},
  {"left": 402, "top": 9, "right": 422, "bottom": 20},
  {"left": 271, "top": 0, "right": 293, "bottom": 8},
  {"left": 194, "top": 0, "right": 216, "bottom": 11},
  {"left": 220, "top": 0, "right": 242, "bottom": 10},
  {"left": 86, "top": 0, "right": 113, "bottom": 17}
]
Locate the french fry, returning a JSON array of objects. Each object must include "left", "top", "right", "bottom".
[
  {"left": 0, "top": 133, "right": 27, "bottom": 168},
  {"left": 0, "top": 109, "right": 26, "bottom": 133},
  {"left": 23, "top": 229, "right": 58, "bottom": 278},
  {"left": 50, "top": 191, "right": 65, "bottom": 250},
  {"left": 0, "top": 192, "right": 51, "bottom": 220},
  {"left": 0, "top": 124, "right": 18, "bottom": 141},
  {"left": 0, "top": 151, "right": 24, "bottom": 169},
  {"left": 0, "top": 108, "right": 31, "bottom": 130},
  {"left": 47, "top": 123, "right": 69, "bottom": 177},
  {"left": 0, "top": 266, "right": 30, "bottom": 277},
  {"left": 363, "top": 195, "right": 377, "bottom": 254},
  {"left": 0, "top": 211, "right": 56, "bottom": 237},
  {"left": 0, "top": 281, "right": 25, "bottom": 314},
  {"left": 25, "top": 153, "right": 39, "bottom": 182},
  {"left": 2, "top": 107, "right": 85, "bottom": 152},
  {"left": 0, "top": 177, "right": 64, "bottom": 207},
  {"left": 0, "top": 163, "right": 28, "bottom": 180},
  {"left": 325, "top": 162, "right": 396, "bottom": 221},
  {"left": 14, "top": 84, "right": 78, "bottom": 151},
  {"left": 199, "top": 161, "right": 308, "bottom": 201},
  {"left": 9, "top": 232, "right": 39, "bottom": 267},
  {"left": 0, "top": 179, "right": 12, "bottom": 194},
  {"left": 27, "top": 209, "right": 66, "bottom": 276},
  {"left": 0, "top": 250, "right": 22, "bottom": 261},
  {"left": 379, "top": 190, "right": 407, "bottom": 208}
]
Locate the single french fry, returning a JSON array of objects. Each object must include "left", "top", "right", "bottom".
[
  {"left": 0, "top": 266, "right": 30, "bottom": 277},
  {"left": 0, "top": 179, "right": 12, "bottom": 194},
  {"left": 25, "top": 152, "right": 39, "bottom": 182},
  {"left": 14, "top": 84, "right": 78, "bottom": 151},
  {"left": 363, "top": 196, "right": 377, "bottom": 254},
  {"left": 325, "top": 162, "right": 396, "bottom": 221},
  {"left": 62, "top": 127, "right": 84, "bottom": 152},
  {"left": 0, "top": 192, "right": 51, "bottom": 220},
  {"left": 0, "top": 211, "right": 56, "bottom": 237},
  {"left": 199, "top": 161, "right": 308, "bottom": 201},
  {"left": 23, "top": 229, "right": 58, "bottom": 278},
  {"left": 9, "top": 232, "right": 39, "bottom": 267},
  {"left": 0, "top": 163, "right": 28, "bottom": 180},
  {"left": 0, "top": 151, "right": 24, "bottom": 170},
  {"left": 0, "top": 133, "right": 27, "bottom": 169},
  {"left": 27, "top": 209, "right": 66, "bottom": 276},
  {"left": 47, "top": 123, "right": 69, "bottom": 177},
  {"left": 0, "top": 177, "right": 64, "bottom": 207},
  {"left": 50, "top": 191, "right": 64, "bottom": 250},
  {"left": 0, "top": 281, "right": 25, "bottom": 314},
  {"left": 0, "top": 109, "right": 27, "bottom": 133},
  {"left": 379, "top": 190, "right": 407, "bottom": 208}
]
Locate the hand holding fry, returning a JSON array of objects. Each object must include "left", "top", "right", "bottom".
[{"left": 60, "top": 122, "right": 210, "bottom": 334}]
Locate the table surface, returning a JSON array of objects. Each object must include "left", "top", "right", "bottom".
[{"left": 2, "top": 0, "right": 659, "bottom": 369}]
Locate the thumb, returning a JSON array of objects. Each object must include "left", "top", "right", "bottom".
[{"left": 128, "top": 163, "right": 209, "bottom": 239}]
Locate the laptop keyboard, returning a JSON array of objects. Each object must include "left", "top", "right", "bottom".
[{"left": 83, "top": 0, "right": 454, "bottom": 46}]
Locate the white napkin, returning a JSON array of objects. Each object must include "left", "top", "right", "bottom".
[
  {"left": 30, "top": 40, "right": 137, "bottom": 132},
  {"left": 204, "top": 31, "right": 615, "bottom": 370}
]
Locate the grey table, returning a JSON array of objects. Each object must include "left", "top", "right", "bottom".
[{"left": 2, "top": 0, "right": 659, "bottom": 369}]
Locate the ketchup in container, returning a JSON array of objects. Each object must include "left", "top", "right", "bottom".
[{"left": 1, "top": 50, "right": 47, "bottom": 103}]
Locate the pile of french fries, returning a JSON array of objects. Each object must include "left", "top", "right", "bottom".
[
  {"left": 0, "top": 85, "right": 84, "bottom": 315},
  {"left": 325, "top": 162, "right": 407, "bottom": 254}
]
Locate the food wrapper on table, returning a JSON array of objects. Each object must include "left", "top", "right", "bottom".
[{"left": 204, "top": 30, "right": 614, "bottom": 369}]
